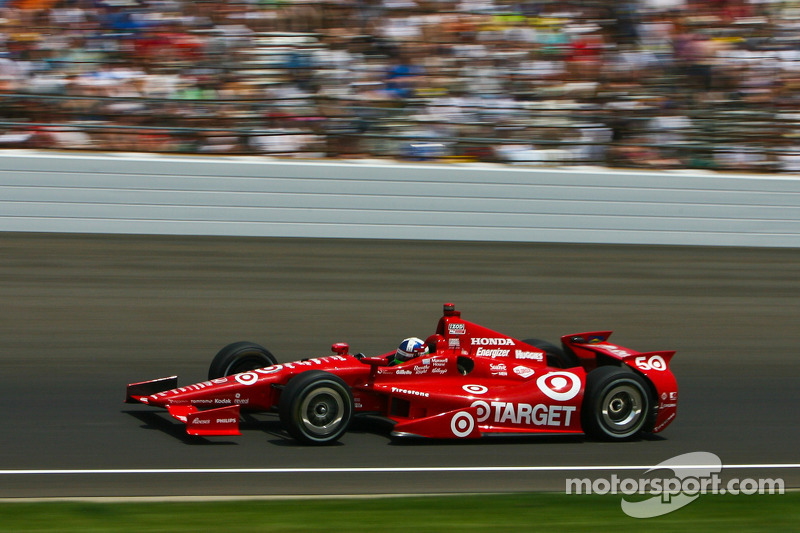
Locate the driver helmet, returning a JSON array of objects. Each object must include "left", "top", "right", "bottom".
[{"left": 393, "top": 337, "right": 429, "bottom": 365}]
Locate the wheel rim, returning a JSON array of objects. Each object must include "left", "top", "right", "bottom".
[
  {"left": 600, "top": 383, "right": 643, "bottom": 434},
  {"left": 299, "top": 387, "right": 345, "bottom": 438}
]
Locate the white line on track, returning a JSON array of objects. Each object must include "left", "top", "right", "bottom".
[{"left": 1, "top": 464, "right": 798, "bottom": 475}]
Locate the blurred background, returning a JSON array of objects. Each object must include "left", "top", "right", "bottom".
[{"left": 1, "top": 0, "right": 800, "bottom": 171}]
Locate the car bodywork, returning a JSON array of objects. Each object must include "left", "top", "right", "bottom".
[{"left": 126, "top": 303, "right": 678, "bottom": 443}]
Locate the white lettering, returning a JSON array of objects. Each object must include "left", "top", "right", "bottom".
[
  {"left": 471, "top": 338, "right": 515, "bottom": 346},
  {"left": 515, "top": 350, "right": 544, "bottom": 361},
  {"left": 471, "top": 401, "right": 576, "bottom": 427},
  {"left": 391, "top": 386, "right": 430, "bottom": 398},
  {"left": 635, "top": 355, "right": 667, "bottom": 371},
  {"left": 475, "top": 348, "right": 510, "bottom": 358}
]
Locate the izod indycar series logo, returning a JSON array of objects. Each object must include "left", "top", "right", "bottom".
[{"left": 448, "top": 323, "right": 466, "bottom": 335}]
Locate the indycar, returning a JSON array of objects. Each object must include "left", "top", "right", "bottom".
[{"left": 126, "top": 303, "right": 677, "bottom": 444}]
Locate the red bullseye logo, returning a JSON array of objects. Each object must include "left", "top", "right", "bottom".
[
  {"left": 536, "top": 372, "right": 581, "bottom": 401},
  {"left": 462, "top": 384, "right": 488, "bottom": 395},
  {"left": 451, "top": 411, "right": 475, "bottom": 438},
  {"left": 234, "top": 372, "right": 258, "bottom": 386}
]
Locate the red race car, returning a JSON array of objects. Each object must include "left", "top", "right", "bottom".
[{"left": 126, "top": 303, "right": 677, "bottom": 444}]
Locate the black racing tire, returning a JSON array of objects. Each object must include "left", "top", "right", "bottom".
[
  {"left": 522, "top": 338, "right": 579, "bottom": 369},
  {"left": 279, "top": 370, "right": 354, "bottom": 445},
  {"left": 208, "top": 341, "right": 278, "bottom": 380},
  {"left": 582, "top": 366, "right": 652, "bottom": 440}
]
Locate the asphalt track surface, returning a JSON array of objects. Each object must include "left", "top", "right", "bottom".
[{"left": 1, "top": 233, "right": 798, "bottom": 498}]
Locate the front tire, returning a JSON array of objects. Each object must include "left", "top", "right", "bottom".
[
  {"left": 279, "top": 371, "right": 354, "bottom": 445},
  {"left": 582, "top": 366, "right": 651, "bottom": 440},
  {"left": 208, "top": 341, "right": 277, "bottom": 380}
]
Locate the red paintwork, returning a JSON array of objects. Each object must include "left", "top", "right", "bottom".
[{"left": 126, "top": 303, "right": 678, "bottom": 439}]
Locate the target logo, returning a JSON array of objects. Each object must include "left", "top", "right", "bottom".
[
  {"left": 234, "top": 372, "right": 259, "bottom": 386},
  {"left": 451, "top": 411, "right": 475, "bottom": 438},
  {"left": 462, "top": 384, "right": 489, "bottom": 395},
  {"left": 255, "top": 364, "right": 283, "bottom": 375},
  {"left": 536, "top": 372, "right": 581, "bottom": 401}
]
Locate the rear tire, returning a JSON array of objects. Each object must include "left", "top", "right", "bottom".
[
  {"left": 522, "top": 338, "right": 579, "bottom": 368},
  {"left": 208, "top": 341, "right": 277, "bottom": 380},
  {"left": 582, "top": 366, "right": 651, "bottom": 440},
  {"left": 279, "top": 371, "right": 354, "bottom": 445}
]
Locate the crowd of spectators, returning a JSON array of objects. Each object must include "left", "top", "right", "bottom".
[{"left": 1, "top": 0, "right": 800, "bottom": 171}]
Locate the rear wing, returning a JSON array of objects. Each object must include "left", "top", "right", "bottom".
[{"left": 561, "top": 332, "right": 676, "bottom": 372}]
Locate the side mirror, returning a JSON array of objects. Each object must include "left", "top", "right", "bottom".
[{"left": 331, "top": 342, "right": 349, "bottom": 355}]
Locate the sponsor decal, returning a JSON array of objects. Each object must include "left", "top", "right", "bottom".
[
  {"left": 414, "top": 365, "right": 429, "bottom": 375},
  {"left": 255, "top": 365, "right": 283, "bottom": 375},
  {"left": 432, "top": 358, "right": 447, "bottom": 367},
  {"left": 654, "top": 412, "right": 676, "bottom": 432},
  {"left": 515, "top": 350, "right": 544, "bottom": 361},
  {"left": 536, "top": 372, "right": 581, "bottom": 401},
  {"left": 234, "top": 398, "right": 249, "bottom": 405},
  {"left": 216, "top": 418, "right": 237, "bottom": 424},
  {"left": 395, "top": 369, "right": 412, "bottom": 375},
  {"left": 490, "top": 362, "right": 508, "bottom": 376},
  {"left": 432, "top": 368, "right": 448, "bottom": 374},
  {"left": 451, "top": 411, "right": 475, "bottom": 438},
  {"left": 635, "top": 355, "right": 667, "bottom": 371},
  {"left": 514, "top": 366, "right": 535, "bottom": 379},
  {"left": 471, "top": 400, "right": 576, "bottom": 426},
  {"left": 475, "top": 348, "right": 510, "bottom": 358},
  {"left": 235, "top": 372, "right": 259, "bottom": 386},
  {"left": 191, "top": 419, "right": 211, "bottom": 425},
  {"left": 462, "top": 384, "right": 489, "bottom": 395},
  {"left": 191, "top": 399, "right": 213, "bottom": 404},
  {"left": 448, "top": 323, "right": 466, "bottom": 335},
  {"left": 471, "top": 338, "right": 515, "bottom": 346},
  {"left": 391, "top": 386, "right": 430, "bottom": 398},
  {"left": 593, "top": 344, "right": 633, "bottom": 357},
  {"left": 214, "top": 398, "right": 231, "bottom": 404},
  {"left": 448, "top": 338, "right": 461, "bottom": 349}
]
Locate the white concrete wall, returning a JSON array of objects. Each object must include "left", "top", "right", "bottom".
[{"left": 1, "top": 151, "right": 799, "bottom": 247}]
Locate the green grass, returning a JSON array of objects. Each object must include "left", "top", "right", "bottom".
[{"left": 0, "top": 492, "right": 797, "bottom": 532}]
